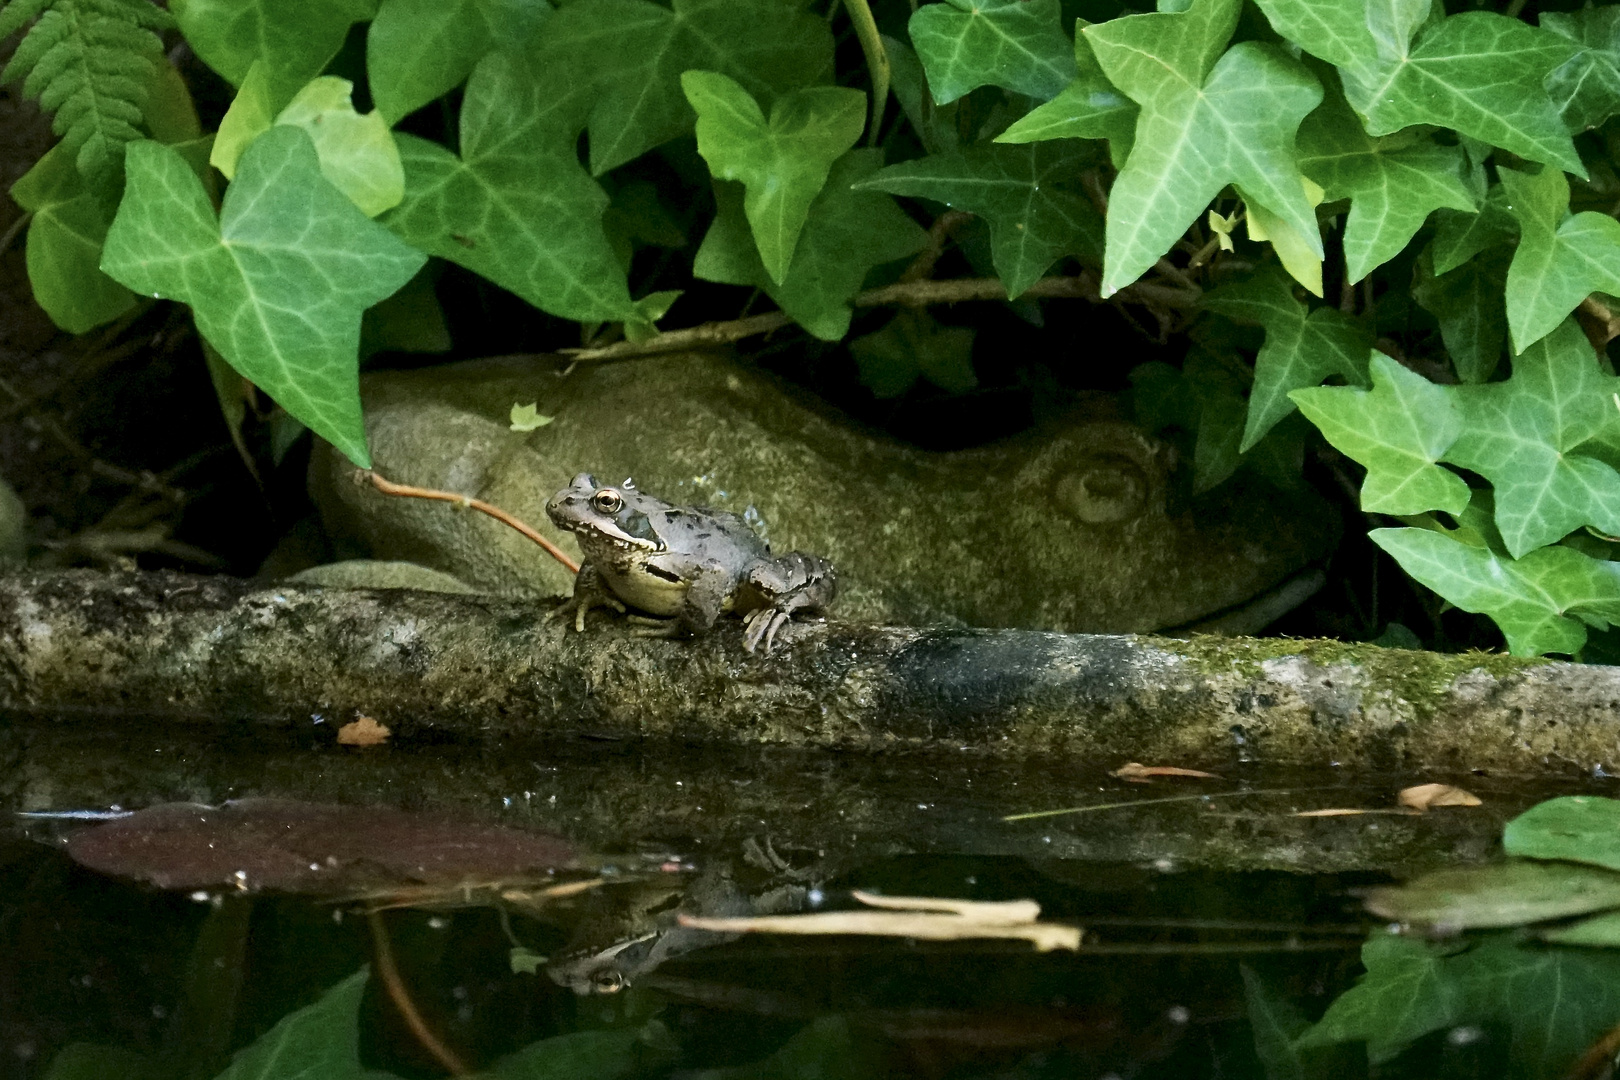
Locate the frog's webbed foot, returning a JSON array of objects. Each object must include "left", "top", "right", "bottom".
[
  {"left": 547, "top": 565, "right": 625, "bottom": 633},
  {"left": 741, "top": 552, "right": 838, "bottom": 654}
]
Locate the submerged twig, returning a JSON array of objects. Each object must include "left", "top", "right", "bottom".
[{"left": 367, "top": 910, "right": 471, "bottom": 1077}]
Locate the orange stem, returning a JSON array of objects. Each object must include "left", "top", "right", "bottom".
[
  {"left": 360, "top": 471, "right": 579, "bottom": 574},
  {"left": 367, "top": 909, "right": 471, "bottom": 1077}
]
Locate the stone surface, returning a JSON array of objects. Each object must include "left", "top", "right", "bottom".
[
  {"left": 0, "top": 570, "right": 1613, "bottom": 778},
  {"left": 308, "top": 350, "right": 1339, "bottom": 633}
]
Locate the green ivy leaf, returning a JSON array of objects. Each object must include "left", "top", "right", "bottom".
[
  {"left": 1372, "top": 527, "right": 1620, "bottom": 655},
  {"left": 1413, "top": 246, "right": 1509, "bottom": 385},
  {"left": 694, "top": 150, "right": 927, "bottom": 340},
  {"left": 1296, "top": 83, "right": 1475, "bottom": 283},
  {"left": 1444, "top": 319, "right": 1620, "bottom": 557},
  {"left": 1296, "top": 933, "right": 1465, "bottom": 1063},
  {"left": 1084, "top": 0, "right": 1323, "bottom": 296},
  {"left": 1365, "top": 860, "right": 1620, "bottom": 932},
  {"left": 1254, "top": 1, "right": 1580, "bottom": 175},
  {"left": 1300, "top": 933, "right": 1620, "bottom": 1076},
  {"left": 172, "top": 0, "right": 378, "bottom": 105},
  {"left": 1500, "top": 166, "right": 1620, "bottom": 354},
  {"left": 1204, "top": 265, "right": 1372, "bottom": 451},
  {"left": 682, "top": 71, "right": 865, "bottom": 285},
  {"left": 9, "top": 141, "right": 134, "bottom": 333},
  {"left": 856, "top": 141, "right": 1103, "bottom": 298},
  {"left": 367, "top": 0, "right": 550, "bottom": 124},
  {"left": 1291, "top": 352, "right": 1468, "bottom": 515},
  {"left": 538, "top": 0, "right": 833, "bottom": 176},
  {"left": 1505, "top": 796, "right": 1620, "bottom": 872},
  {"left": 907, "top": 0, "right": 1076, "bottom": 105},
  {"left": 851, "top": 309, "right": 977, "bottom": 398},
  {"left": 884, "top": 34, "right": 959, "bottom": 155},
  {"left": 382, "top": 51, "right": 643, "bottom": 327},
  {"left": 1430, "top": 185, "right": 1517, "bottom": 277},
  {"left": 1130, "top": 353, "right": 1249, "bottom": 492},
  {"left": 1352, "top": 14, "right": 1580, "bottom": 175},
  {"left": 101, "top": 128, "right": 425, "bottom": 468},
  {"left": 213, "top": 967, "right": 395, "bottom": 1080},
  {"left": 996, "top": 26, "right": 1137, "bottom": 165},
  {"left": 1542, "top": 7, "right": 1620, "bottom": 133},
  {"left": 215, "top": 75, "right": 404, "bottom": 217}
]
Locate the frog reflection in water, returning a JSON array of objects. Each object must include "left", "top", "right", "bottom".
[{"left": 545, "top": 473, "right": 837, "bottom": 653}]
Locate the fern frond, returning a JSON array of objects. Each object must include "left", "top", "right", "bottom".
[
  {"left": 0, "top": 0, "right": 166, "bottom": 186},
  {"left": 0, "top": 0, "right": 52, "bottom": 43}
]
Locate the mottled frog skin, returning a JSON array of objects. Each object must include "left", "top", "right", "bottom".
[{"left": 545, "top": 473, "right": 836, "bottom": 653}]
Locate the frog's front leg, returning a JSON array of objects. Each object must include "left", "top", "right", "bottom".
[
  {"left": 740, "top": 552, "right": 837, "bottom": 654},
  {"left": 628, "top": 559, "right": 731, "bottom": 640},
  {"left": 548, "top": 564, "right": 626, "bottom": 633}
]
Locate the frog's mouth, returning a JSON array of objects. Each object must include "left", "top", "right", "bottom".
[{"left": 585, "top": 525, "right": 665, "bottom": 553}]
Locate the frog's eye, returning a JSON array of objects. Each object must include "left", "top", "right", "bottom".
[
  {"left": 592, "top": 489, "right": 624, "bottom": 514},
  {"left": 591, "top": 969, "right": 626, "bottom": 994}
]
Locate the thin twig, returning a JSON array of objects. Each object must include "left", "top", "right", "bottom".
[
  {"left": 360, "top": 471, "right": 579, "bottom": 574},
  {"left": 1004, "top": 786, "right": 1324, "bottom": 822},
  {"left": 0, "top": 211, "right": 31, "bottom": 256},
  {"left": 367, "top": 910, "right": 471, "bottom": 1077},
  {"left": 561, "top": 274, "right": 1200, "bottom": 363},
  {"left": 899, "top": 209, "right": 973, "bottom": 283}
]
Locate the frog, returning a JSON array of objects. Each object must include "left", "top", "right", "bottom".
[{"left": 544, "top": 473, "right": 837, "bottom": 653}]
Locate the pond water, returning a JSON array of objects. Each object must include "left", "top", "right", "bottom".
[{"left": 1, "top": 719, "right": 1617, "bottom": 1080}]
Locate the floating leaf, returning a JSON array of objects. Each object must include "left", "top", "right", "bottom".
[
  {"left": 1084, "top": 0, "right": 1322, "bottom": 296},
  {"left": 67, "top": 797, "right": 576, "bottom": 893},
  {"left": 907, "top": 0, "right": 1077, "bottom": 105},
  {"left": 1365, "top": 860, "right": 1620, "bottom": 930},
  {"left": 1291, "top": 353, "right": 1468, "bottom": 515},
  {"left": 857, "top": 141, "right": 1103, "bottom": 298},
  {"left": 101, "top": 128, "right": 425, "bottom": 467},
  {"left": 1204, "top": 264, "right": 1371, "bottom": 451},
  {"left": 1444, "top": 319, "right": 1620, "bottom": 557},
  {"left": 1504, "top": 796, "right": 1620, "bottom": 871},
  {"left": 683, "top": 71, "right": 865, "bottom": 284}
]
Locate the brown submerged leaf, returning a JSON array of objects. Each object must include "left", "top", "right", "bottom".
[
  {"left": 66, "top": 798, "right": 577, "bottom": 894},
  {"left": 1111, "top": 762, "right": 1221, "bottom": 782}
]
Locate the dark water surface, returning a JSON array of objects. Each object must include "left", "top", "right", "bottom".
[{"left": 1, "top": 717, "right": 1615, "bottom": 1080}]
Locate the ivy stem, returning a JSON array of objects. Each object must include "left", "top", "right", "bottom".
[
  {"left": 358, "top": 470, "right": 580, "bottom": 574},
  {"left": 841, "top": 0, "right": 890, "bottom": 146},
  {"left": 564, "top": 273, "right": 1201, "bottom": 362}
]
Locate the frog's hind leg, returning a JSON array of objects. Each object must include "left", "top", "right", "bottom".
[{"left": 742, "top": 553, "right": 837, "bottom": 654}]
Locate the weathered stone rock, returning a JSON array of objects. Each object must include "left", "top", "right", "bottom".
[
  {"left": 1, "top": 570, "right": 1614, "bottom": 778},
  {"left": 308, "top": 350, "right": 1338, "bottom": 632}
]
